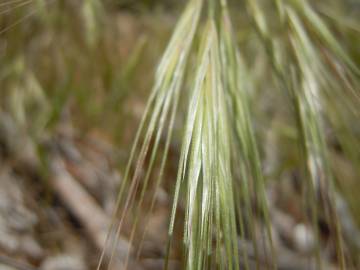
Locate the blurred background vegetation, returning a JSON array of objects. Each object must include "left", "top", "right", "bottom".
[{"left": 0, "top": 0, "right": 359, "bottom": 269}]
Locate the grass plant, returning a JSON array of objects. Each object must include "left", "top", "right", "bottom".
[{"left": 0, "top": 0, "right": 359, "bottom": 269}]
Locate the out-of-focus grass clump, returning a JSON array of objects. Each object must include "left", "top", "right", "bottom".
[{"left": 0, "top": 0, "right": 177, "bottom": 153}]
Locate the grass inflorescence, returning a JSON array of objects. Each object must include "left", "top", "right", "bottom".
[
  {"left": 107, "top": 0, "right": 360, "bottom": 269},
  {"left": 0, "top": 0, "right": 359, "bottom": 269}
]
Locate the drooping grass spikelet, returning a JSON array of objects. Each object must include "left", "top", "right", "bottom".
[
  {"left": 246, "top": 0, "right": 360, "bottom": 267},
  {"left": 219, "top": 1, "right": 276, "bottom": 268},
  {"left": 167, "top": 19, "right": 240, "bottom": 270},
  {"left": 97, "top": 0, "right": 202, "bottom": 269}
]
